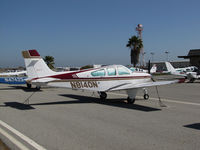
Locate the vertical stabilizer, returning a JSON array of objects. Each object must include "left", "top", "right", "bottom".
[
  {"left": 165, "top": 62, "right": 176, "bottom": 73},
  {"left": 150, "top": 64, "right": 157, "bottom": 73},
  {"left": 22, "top": 50, "right": 55, "bottom": 79}
]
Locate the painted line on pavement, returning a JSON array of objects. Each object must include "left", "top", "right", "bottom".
[
  {"left": 109, "top": 92, "right": 200, "bottom": 106},
  {"left": 0, "top": 127, "right": 30, "bottom": 150},
  {"left": 0, "top": 120, "right": 46, "bottom": 150}
]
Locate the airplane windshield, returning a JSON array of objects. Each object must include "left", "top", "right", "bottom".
[
  {"left": 91, "top": 69, "right": 105, "bottom": 77},
  {"left": 128, "top": 67, "right": 135, "bottom": 72},
  {"left": 117, "top": 66, "right": 130, "bottom": 75}
]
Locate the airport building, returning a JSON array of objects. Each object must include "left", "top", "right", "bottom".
[{"left": 178, "top": 49, "right": 200, "bottom": 68}]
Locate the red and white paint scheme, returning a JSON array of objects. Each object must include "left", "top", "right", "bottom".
[{"left": 22, "top": 50, "right": 178, "bottom": 104}]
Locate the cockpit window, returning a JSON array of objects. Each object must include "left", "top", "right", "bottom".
[
  {"left": 129, "top": 67, "right": 135, "bottom": 72},
  {"left": 117, "top": 66, "right": 130, "bottom": 75},
  {"left": 91, "top": 69, "right": 105, "bottom": 77},
  {"left": 107, "top": 68, "right": 116, "bottom": 76}
]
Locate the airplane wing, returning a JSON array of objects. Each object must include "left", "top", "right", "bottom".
[
  {"left": 0, "top": 71, "right": 27, "bottom": 76},
  {"left": 106, "top": 80, "right": 179, "bottom": 92}
]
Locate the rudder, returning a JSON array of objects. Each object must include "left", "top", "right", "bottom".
[{"left": 22, "top": 50, "right": 55, "bottom": 79}]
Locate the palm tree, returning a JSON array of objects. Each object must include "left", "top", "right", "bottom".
[
  {"left": 126, "top": 35, "right": 143, "bottom": 67},
  {"left": 43, "top": 56, "right": 55, "bottom": 69}
]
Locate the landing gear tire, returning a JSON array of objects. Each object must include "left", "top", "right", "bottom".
[
  {"left": 99, "top": 92, "right": 107, "bottom": 100},
  {"left": 36, "top": 86, "right": 41, "bottom": 90},
  {"left": 127, "top": 97, "right": 135, "bottom": 104},
  {"left": 189, "top": 78, "right": 195, "bottom": 83},
  {"left": 26, "top": 83, "right": 32, "bottom": 89},
  {"left": 144, "top": 94, "right": 149, "bottom": 100}
]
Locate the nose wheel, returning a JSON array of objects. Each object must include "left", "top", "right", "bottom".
[
  {"left": 144, "top": 94, "right": 149, "bottom": 100},
  {"left": 143, "top": 88, "right": 149, "bottom": 100}
]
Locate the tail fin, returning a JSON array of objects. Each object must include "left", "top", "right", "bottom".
[
  {"left": 22, "top": 50, "right": 55, "bottom": 79},
  {"left": 165, "top": 62, "right": 176, "bottom": 73},
  {"left": 150, "top": 64, "right": 157, "bottom": 73}
]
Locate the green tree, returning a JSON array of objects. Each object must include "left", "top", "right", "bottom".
[
  {"left": 126, "top": 35, "right": 143, "bottom": 67},
  {"left": 43, "top": 56, "right": 55, "bottom": 69}
]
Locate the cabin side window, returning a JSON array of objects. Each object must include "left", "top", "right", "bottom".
[
  {"left": 91, "top": 69, "right": 105, "bottom": 77},
  {"left": 107, "top": 68, "right": 116, "bottom": 76},
  {"left": 117, "top": 66, "right": 130, "bottom": 75}
]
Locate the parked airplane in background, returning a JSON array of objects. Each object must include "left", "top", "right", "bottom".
[
  {"left": 165, "top": 61, "right": 197, "bottom": 75},
  {"left": 0, "top": 77, "right": 26, "bottom": 84},
  {"left": 165, "top": 62, "right": 199, "bottom": 82},
  {"left": 0, "top": 70, "right": 27, "bottom": 84},
  {"left": 22, "top": 50, "right": 179, "bottom": 104},
  {"left": 0, "top": 70, "right": 27, "bottom": 76},
  {"left": 186, "top": 71, "right": 200, "bottom": 82},
  {"left": 129, "top": 64, "right": 157, "bottom": 74}
]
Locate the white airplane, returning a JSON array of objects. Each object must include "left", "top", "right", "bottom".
[
  {"left": 22, "top": 50, "right": 179, "bottom": 104},
  {"left": 129, "top": 64, "right": 157, "bottom": 74},
  {"left": 186, "top": 72, "right": 200, "bottom": 82},
  {"left": 165, "top": 62, "right": 198, "bottom": 76}
]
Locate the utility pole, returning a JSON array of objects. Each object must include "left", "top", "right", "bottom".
[{"left": 150, "top": 52, "right": 155, "bottom": 62}]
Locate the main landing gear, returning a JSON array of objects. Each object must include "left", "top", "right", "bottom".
[
  {"left": 26, "top": 83, "right": 41, "bottom": 90},
  {"left": 99, "top": 92, "right": 107, "bottom": 100},
  {"left": 26, "top": 83, "right": 32, "bottom": 89},
  {"left": 127, "top": 97, "right": 135, "bottom": 104}
]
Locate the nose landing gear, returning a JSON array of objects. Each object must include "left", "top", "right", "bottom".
[{"left": 143, "top": 88, "right": 149, "bottom": 100}]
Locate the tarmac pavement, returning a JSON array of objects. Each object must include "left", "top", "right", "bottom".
[{"left": 0, "top": 80, "right": 200, "bottom": 150}]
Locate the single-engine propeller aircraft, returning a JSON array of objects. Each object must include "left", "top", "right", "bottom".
[{"left": 22, "top": 50, "right": 180, "bottom": 104}]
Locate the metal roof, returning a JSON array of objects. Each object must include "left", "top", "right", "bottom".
[{"left": 178, "top": 49, "right": 200, "bottom": 58}]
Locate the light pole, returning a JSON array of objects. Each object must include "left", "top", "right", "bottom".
[
  {"left": 150, "top": 52, "right": 154, "bottom": 62},
  {"left": 165, "top": 51, "right": 169, "bottom": 61},
  {"left": 143, "top": 52, "right": 146, "bottom": 67}
]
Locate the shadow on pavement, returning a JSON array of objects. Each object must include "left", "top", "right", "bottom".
[
  {"left": 11, "top": 86, "right": 42, "bottom": 92},
  {"left": 31, "top": 94, "right": 161, "bottom": 112},
  {"left": 0, "top": 94, "right": 161, "bottom": 112},
  {"left": 0, "top": 86, "right": 42, "bottom": 92},
  {"left": 1, "top": 102, "right": 35, "bottom": 110},
  {"left": 184, "top": 123, "right": 200, "bottom": 130}
]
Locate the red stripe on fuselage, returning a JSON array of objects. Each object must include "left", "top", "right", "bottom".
[{"left": 30, "top": 68, "right": 151, "bottom": 82}]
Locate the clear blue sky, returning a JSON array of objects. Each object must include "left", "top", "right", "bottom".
[{"left": 1, "top": 0, "right": 200, "bottom": 67}]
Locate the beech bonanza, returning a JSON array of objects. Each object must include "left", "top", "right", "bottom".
[{"left": 22, "top": 50, "right": 179, "bottom": 104}]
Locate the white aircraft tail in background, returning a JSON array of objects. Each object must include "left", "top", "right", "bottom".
[
  {"left": 165, "top": 62, "right": 177, "bottom": 74},
  {"left": 150, "top": 64, "right": 157, "bottom": 74}
]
